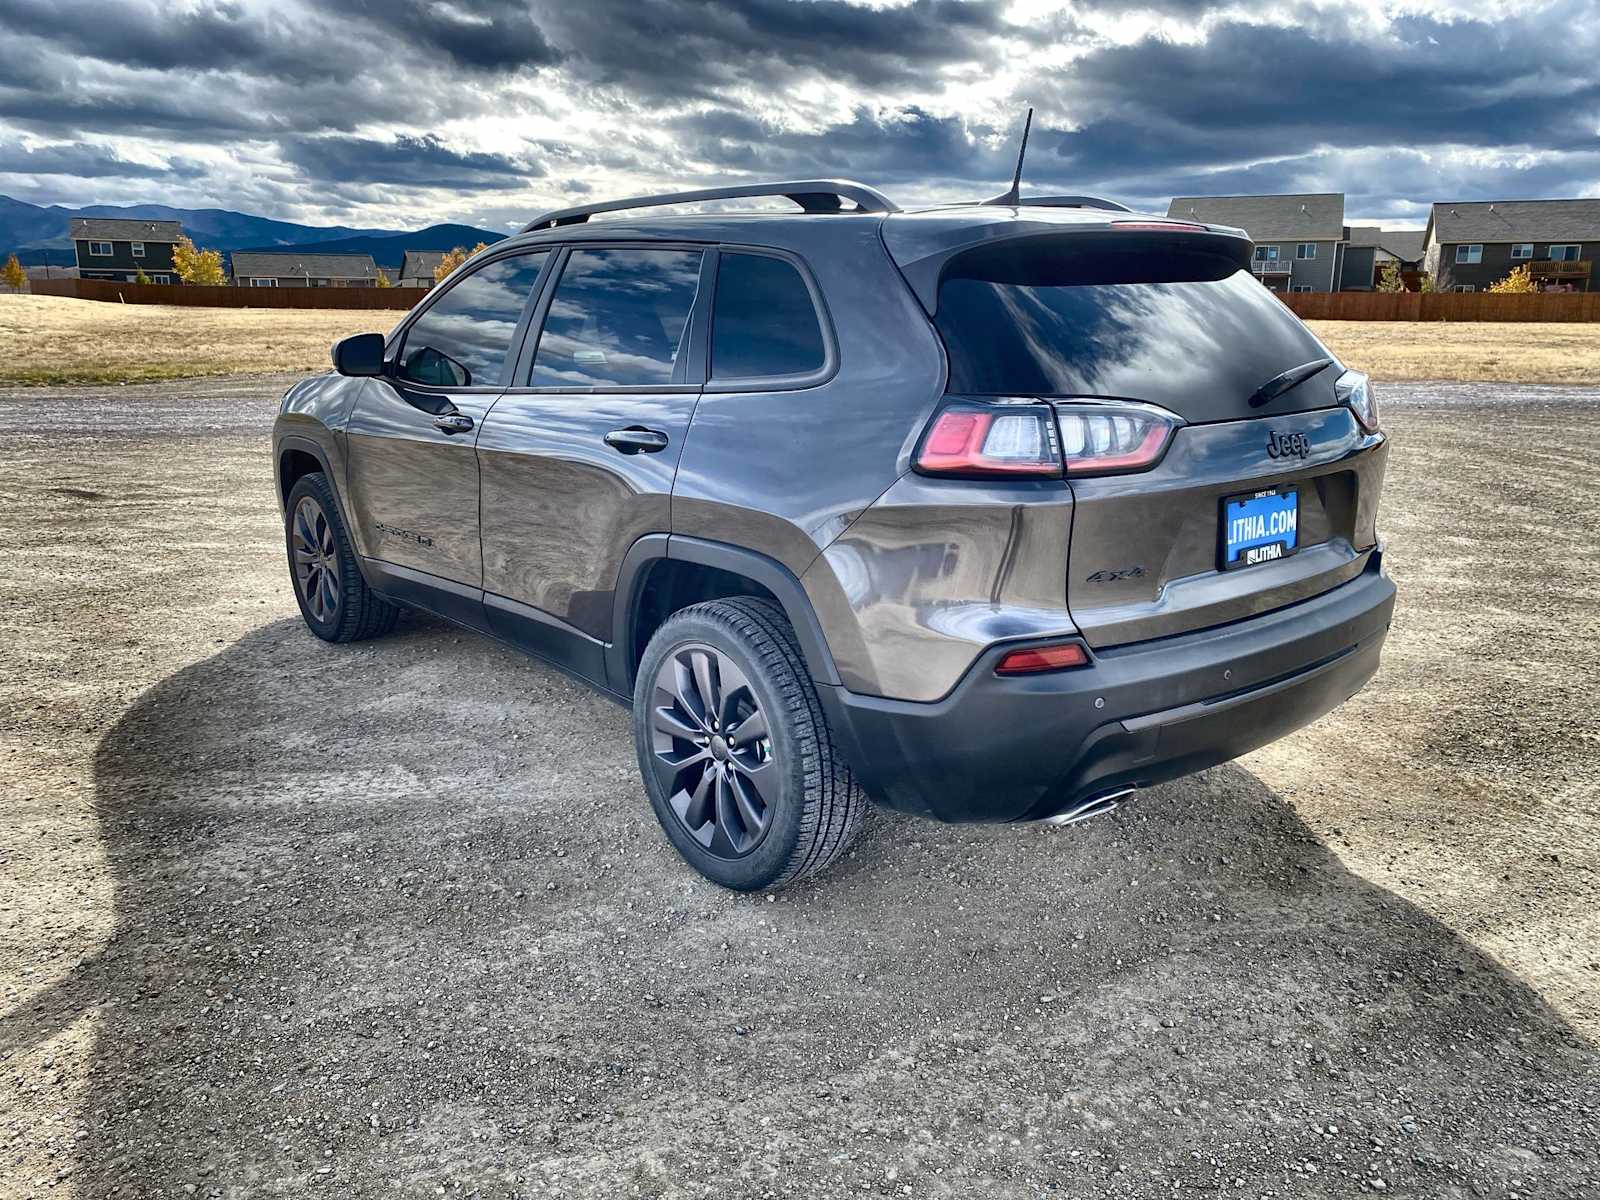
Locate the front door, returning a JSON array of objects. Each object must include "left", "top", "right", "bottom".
[
  {"left": 343, "top": 250, "right": 550, "bottom": 612},
  {"left": 476, "top": 245, "right": 709, "bottom": 680}
]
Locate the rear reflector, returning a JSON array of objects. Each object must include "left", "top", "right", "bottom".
[
  {"left": 915, "top": 403, "right": 1062, "bottom": 477},
  {"left": 995, "top": 642, "right": 1090, "bottom": 675}
]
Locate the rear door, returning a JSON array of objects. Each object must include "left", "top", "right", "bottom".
[
  {"left": 475, "top": 244, "right": 709, "bottom": 680},
  {"left": 931, "top": 235, "right": 1388, "bottom": 647},
  {"left": 343, "top": 250, "right": 549, "bottom": 617}
]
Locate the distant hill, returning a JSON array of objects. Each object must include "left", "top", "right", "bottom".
[
  {"left": 237, "top": 223, "right": 504, "bottom": 269},
  {"left": 0, "top": 194, "right": 499, "bottom": 267}
]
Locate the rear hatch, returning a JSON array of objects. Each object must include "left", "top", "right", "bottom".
[{"left": 890, "top": 214, "right": 1387, "bottom": 648}]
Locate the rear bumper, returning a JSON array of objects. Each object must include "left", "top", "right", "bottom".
[{"left": 818, "top": 549, "right": 1396, "bottom": 823}]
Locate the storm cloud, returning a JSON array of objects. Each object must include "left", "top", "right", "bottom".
[{"left": 0, "top": 0, "right": 1592, "bottom": 232}]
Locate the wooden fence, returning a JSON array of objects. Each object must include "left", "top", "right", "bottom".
[
  {"left": 29, "top": 278, "right": 428, "bottom": 310},
  {"left": 1278, "top": 290, "right": 1600, "bottom": 322}
]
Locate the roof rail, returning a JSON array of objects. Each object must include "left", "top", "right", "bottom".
[
  {"left": 1013, "top": 195, "right": 1133, "bottom": 214},
  {"left": 521, "top": 180, "right": 899, "bottom": 232}
]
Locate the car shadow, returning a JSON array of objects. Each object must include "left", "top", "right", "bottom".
[{"left": 5, "top": 618, "right": 1597, "bottom": 1196}]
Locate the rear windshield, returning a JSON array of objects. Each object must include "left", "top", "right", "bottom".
[{"left": 934, "top": 242, "right": 1335, "bottom": 422}]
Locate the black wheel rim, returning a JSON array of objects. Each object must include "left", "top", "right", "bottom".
[
  {"left": 649, "top": 643, "right": 776, "bottom": 859},
  {"left": 291, "top": 496, "right": 341, "bottom": 624}
]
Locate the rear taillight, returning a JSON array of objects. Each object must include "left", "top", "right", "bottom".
[
  {"left": 1056, "top": 401, "right": 1181, "bottom": 476},
  {"left": 995, "top": 641, "right": 1090, "bottom": 675},
  {"left": 1335, "top": 369, "right": 1380, "bottom": 433},
  {"left": 1110, "top": 220, "right": 1208, "bottom": 233},
  {"left": 914, "top": 402, "right": 1062, "bottom": 478}
]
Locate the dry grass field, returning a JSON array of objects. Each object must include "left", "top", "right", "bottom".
[{"left": 3, "top": 293, "right": 1599, "bottom": 386}]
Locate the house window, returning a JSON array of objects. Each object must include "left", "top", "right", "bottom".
[
  {"left": 131, "top": 242, "right": 145, "bottom": 258},
  {"left": 1547, "top": 244, "right": 1581, "bottom": 262},
  {"left": 88, "top": 241, "right": 113, "bottom": 256},
  {"left": 1452, "top": 284, "right": 1476, "bottom": 293},
  {"left": 1296, "top": 243, "right": 1317, "bottom": 259},
  {"left": 149, "top": 274, "right": 171, "bottom": 284},
  {"left": 1253, "top": 245, "right": 1279, "bottom": 261},
  {"left": 1455, "top": 244, "right": 1483, "bottom": 264},
  {"left": 1292, "top": 284, "right": 1314, "bottom": 293},
  {"left": 309, "top": 277, "right": 331, "bottom": 287},
  {"left": 1510, "top": 243, "right": 1533, "bottom": 259},
  {"left": 250, "top": 278, "right": 277, "bottom": 287}
]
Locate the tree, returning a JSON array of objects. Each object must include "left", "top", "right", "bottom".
[
  {"left": 1, "top": 253, "right": 24, "bottom": 292},
  {"left": 374, "top": 269, "right": 392, "bottom": 288},
  {"left": 1486, "top": 264, "right": 1536, "bottom": 294},
  {"left": 133, "top": 267, "right": 151, "bottom": 285},
  {"left": 1418, "top": 272, "right": 1437, "bottom": 293},
  {"left": 434, "top": 242, "right": 489, "bottom": 283},
  {"left": 1376, "top": 259, "right": 1405, "bottom": 293},
  {"left": 172, "top": 235, "right": 226, "bottom": 285}
]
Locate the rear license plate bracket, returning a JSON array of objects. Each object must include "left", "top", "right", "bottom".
[{"left": 1220, "top": 484, "right": 1299, "bottom": 571}]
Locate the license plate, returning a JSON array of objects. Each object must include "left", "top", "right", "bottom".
[{"left": 1221, "top": 485, "right": 1299, "bottom": 571}]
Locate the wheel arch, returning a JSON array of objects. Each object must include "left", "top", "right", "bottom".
[{"left": 609, "top": 535, "right": 842, "bottom": 694}]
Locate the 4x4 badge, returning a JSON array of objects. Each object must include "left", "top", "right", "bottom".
[{"left": 1266, "top": 430, "right": 1310, "bottom": 459}]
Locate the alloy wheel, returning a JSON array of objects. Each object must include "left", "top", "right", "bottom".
[
  {"left": 648, "top": 643, "right": 776, "bottom": 859},
  {"left": 291, "top": 495, "right": 341, "bottom": 624}
]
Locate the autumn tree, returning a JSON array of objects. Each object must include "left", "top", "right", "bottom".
[
  {"left": 1417, "top": 272, "right": 1437, "bottom": 293},
  {"left": 1486, "top": 264, "right": 1536, "bottom": 294},
  {"left": 434, "top": 242, "right": 489, "bottom": 283},
  {"left": 133, "top": 267, "right": 151, "bottom": 285},
  {"left": 1376, "top": 259, "right": 1404, "bottom": 293},
  {"left": 374, "top": 269, "right": 392, "bottom": 288},
  {"left": 1, "top": 253, "right": 25, "bottom": 291},
  {"left": 172, "top": 235, "right": 226, "bottom": 285}
]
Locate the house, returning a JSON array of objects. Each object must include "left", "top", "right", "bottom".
[
  {"left": 398, "top": 250, "right": 446, "bottom": 288},
  {"left": 69, "top": 216, "right": 183, "bottom": 283},
  {"left": 1340, "top": 227, "right": 1427, "bottom": 290},
  {"left": 1166, "top": 193, "right": 1347, "bottom": 292},
  {"left": 229, "top": 251, "right": 381, "bottom": 287},
  {"left": 1423, "top": 199, "right": 1600, "bottom": 292}
]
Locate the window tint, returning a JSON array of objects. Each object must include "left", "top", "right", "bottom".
[
  {"left": 711, "top": 253, "right": 826, "bottom": 379},
  {"left": 529, "top": 248, "right": 703, "bottom": 388},
  {"left": 933, "top": 241, "right": 1334, "bottom": 423},
  {"left": 397, "top": 251, "right": 547, "bottom": 388}
]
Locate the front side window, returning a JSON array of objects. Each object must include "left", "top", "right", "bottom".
[
  {"left": 1453, "top": 284, "right": 1476, "bottom": 292},
  {"left": 1456, "top": 244, "right": 1483, "bottom": 264},
  {"left": 251, "top": 278, "right": 276, "bottom": 287},
  {"left": 1548, "top": 244, "right": 1581, "bottom": 262},
  {"left": 711, "top": 252, "right": 826, "bottom": 379},
  {"left": 398, "top": 251, "right": 548, "bottom": 388},
  {"left": 530, "top": 248, "right": 703, "bottom": 388},
  {"left": 1296, "top": 243, "right": 1317, "bottom": 259},
  {"left": 89, "top": 241, "right": 112, "bottom": 256},
  {"left": 1511, "top": 243, "right": 1533, "bottom": 259},
  {"left": 150, "top": 274, "right": 170, "bottom": 284},
  {"left": 1293, "top": 284, "right": 1313, "bottom": 292},
  {"left": 131, "top": 241, "right": 145, "bottom": 257},
  {"left": 1253, "top": 245, "right": 1279, "bottom": 261}
]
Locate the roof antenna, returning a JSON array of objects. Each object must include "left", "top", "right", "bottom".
[{"left": 983, "top": 107, "right": 1033, "bottom": 206}]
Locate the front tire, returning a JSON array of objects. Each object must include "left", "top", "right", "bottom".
[
  {"left": 284, "top": 472, "right": 398, "bottom": 643},
  {"left": 633, "top": 598, "right": 866, "bottom": 890}
]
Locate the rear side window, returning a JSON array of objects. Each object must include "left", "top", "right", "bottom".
[
  {"left": 711, "top": 252, "right": 826, "bottom": 379},
  {"left": 530, "top": 248, "right": 703, "bottom": 388},
  {"left": 397, "top": 251, "right": 547, "bottom": 388},
  {"left": 933, "top": 241, "right": 1333, "bottom": 423}
]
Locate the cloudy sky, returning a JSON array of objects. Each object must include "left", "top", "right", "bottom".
[{"left": 1, "top": 0, "right": 1595, "bottom": 233}]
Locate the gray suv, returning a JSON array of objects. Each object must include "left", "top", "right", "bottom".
[{"left": 273, "top": 179, "right": 1395, "bottom": 890}]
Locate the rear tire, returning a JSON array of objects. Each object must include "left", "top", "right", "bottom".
[
  {"left": 633, "top": 597, "right": 866, "bottom": 890},
  {"left": 284, "top": 472, "right": 398, "bottom": 643}
]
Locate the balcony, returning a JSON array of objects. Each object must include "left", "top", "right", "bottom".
[
  {"left": 1251, "top": 258, "right": 1292, "bottom": 275},
  {"left": 1526, "top": 259, "right": 1591, "bottom": 279}
]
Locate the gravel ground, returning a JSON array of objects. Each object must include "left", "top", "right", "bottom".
[{"left": 2, "top": 377, "right": 1597, "bottom": 1199}]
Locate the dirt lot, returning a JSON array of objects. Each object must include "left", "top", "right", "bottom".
[
  {"left": 5, "top": 292, "right": 1600, "bottom": 386},
  {"left": 2, "top": 378, "right": 1598, "bottom": 1198}
]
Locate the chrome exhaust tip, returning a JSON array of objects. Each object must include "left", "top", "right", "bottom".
[{"left": 1040, "top": 787, "right": 1135, "bottom": 827}]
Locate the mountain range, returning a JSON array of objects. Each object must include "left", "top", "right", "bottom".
[{"left": 1, "top": 195, "right": 502, "bottom": 267}]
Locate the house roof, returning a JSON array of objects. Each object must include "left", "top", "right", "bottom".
[
  {"left": 1166, "top": 192, "right": 1345, "bottom": 242},
  {"left": 230, "top": 251, "right": 379, "bottom": 280},
  {"left": 1346, "top": 225, "right": 1426, "bottom": 262},
  {"left": 1427, "top": 199, "right": 1600, "bottom": 245},
  {"left": 400, "top": 250, "right": 446, "bottom": 279},
  {"left": 69, "top": 216, "right": 183, "bottom": 242}
]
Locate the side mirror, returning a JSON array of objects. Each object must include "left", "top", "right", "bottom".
[{"left": 332, "top": 332, "right": 386, "bottom": 377}]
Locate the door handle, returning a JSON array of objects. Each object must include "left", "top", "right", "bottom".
[
  {"left": 604, "top": 427, "right": 669, "bottom": 454},
  {"left": 433, "top": 413, "right": 474, "bottom": 435}
]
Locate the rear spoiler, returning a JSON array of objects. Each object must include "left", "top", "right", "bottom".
[{"left": 882, "top": 212, "right": 1253, "bottom": 316}]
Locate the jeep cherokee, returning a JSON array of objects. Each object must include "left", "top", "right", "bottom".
[{"left": 272, "top": 179, "right": 1395, "bottom": 891}]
